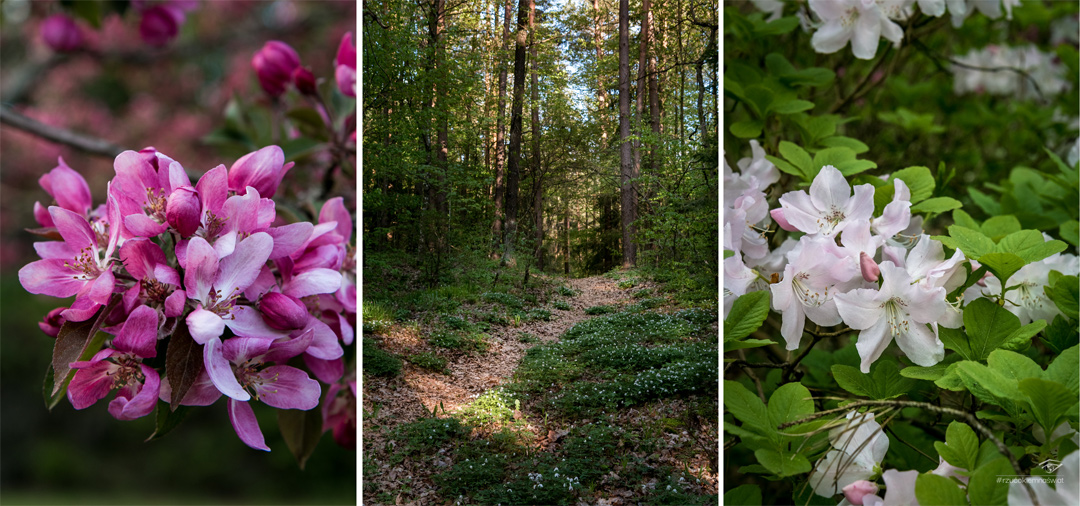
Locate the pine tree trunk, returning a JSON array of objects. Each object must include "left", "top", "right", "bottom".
[
  {"left": 491, "top": 0, "right": 512, "bottom": 256},
  {"left": 502, "top": 0, "right": 530, "bottom": 266},
  {"left": 618, "top": 0, "right": 636, "bottom": 267}
]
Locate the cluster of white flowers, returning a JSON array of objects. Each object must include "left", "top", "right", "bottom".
[
  {"left": 724, "top": 140, "right": 1079, "bottom": 373},
  {"left": 953, "top": 44, "right": 1072, "bottom": 99}
]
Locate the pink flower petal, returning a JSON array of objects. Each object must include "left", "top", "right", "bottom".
[
  {"left": 319, "top": 197, "right": 352, "bottom": 244},
  {"left": 183, "top": 236, "right": 218, "bottom": 303},
  {"left": 304, "top": 355, "right": 344, "bottom": 384},
  {"left": 112, "top": 305, "right": 159, "bottom": 358},
  {"left": 227, "top": 398, "right": 269, "bottom": 451},
  {"left": 196, "top": 165, "right": 228, "bottom": 215},
  {"left": 216, "top": 232, "right": 273, "bottom": 299},
  {"left": 254, "top": 365, "right": 321, "bottom": 410},
  {"left": 18, "top": 259, "right": 85, "bottom": 297},
  {"left": 49, "top": 206, "right": 95, "bottom": 251},
  {"left": 187, "top": 306, "right": 225, "bottom": 345},
  {"left": 267, "top": 222, "right": 313, "bottom": 259},
  {"left": 68, "top": 359, "right": 118, "bottom": 409},
  {"left": 204, "top": 337, "right": 249, "bottom": 401},
  {"left": 283, "top": 268, "right": 342, "bottom": 298},
  {"left": 108, "top": 364, "right": 160, "bottom": 420},
  {"left": 221, "top": 336, "right": 274, "bottom": 364}
]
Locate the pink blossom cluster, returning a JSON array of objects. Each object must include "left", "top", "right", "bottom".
[
  {"left": 19, "top": 146, "right": 356, "bottom": 451},
  {"left": 40, "top": 0, "right": 197, "bottom": 52},
  {"left": 251, "top": 33, "right": 356, "bottom": 99},
  {"left": 724, "top": 141, "right": 1078, "bottom": 373}
]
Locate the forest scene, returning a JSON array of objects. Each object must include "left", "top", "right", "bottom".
[
  {"left": 723, "top": 1, "right": 1079, "bottom": 506},
  {"left": 361, "top": 0, "right": 720, "bottom": 503}
]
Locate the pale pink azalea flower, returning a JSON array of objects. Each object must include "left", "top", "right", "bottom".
[
  {"left": 835, "top": 262, "right": 946, "bottom": 373},
  {"left": 871, "top": 179, "right": 912, "bottom": 240},
  {"left": 774, "top": 165, "right": 875, "bottom": 237},
  {"left": 725, "top": 190, "right": 772, "bottom": 261},
  {"left": 771, "top": 235, "right": 854, "bottom": 349},
  {"left": 842, "top": 480, "right": 880, "bottom": 505},
  {"left": 931, "top": 456, "right": 969, "bottom": 485},
  {"left": 725, "top": 140, "right": 780, "bottom": 202},
  {"left": 811, "top": 411, "right": 889, "bottom": 497},
  {"left": 808, "top": 0, "right": 905, "bottom": 60}
]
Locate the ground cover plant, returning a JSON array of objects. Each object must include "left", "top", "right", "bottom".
[{"left": 724, "top": 1, "right": 1079, "bottom": 505}]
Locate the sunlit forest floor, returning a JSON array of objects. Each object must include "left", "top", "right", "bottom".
[{"left": 362, "top": 262, "right": 718, "bottom": 504}]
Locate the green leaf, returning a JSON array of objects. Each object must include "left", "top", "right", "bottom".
[
  {"left": 996, "top": 230, "right": 1067, "bottom": 263},
  {"left": 980, "top": 215, "right": 1022, "bottom": 241},
  {"left": 772, "top": 99, "right": 815, "bottom": 115},
  {"left": 1041, "top": 315, "right": 1079, "bottom": 354},
  {"left": 724, "top": 380, "right": 772, "bottom": 440},
  {"left": 811, "top": 147, "right": 857, "bottom": 178},
  {"left": 978, "top": 252, "right": 1026, "bottom": 286},
  {"left": 767, "top": 382, "right": 815, "bottom": 432},
  {"left": 964, "top": 298, "right": 1022, "bottom": 361},
  {"left": 146, "top": 402, "right": 191, "bottom": 442},
  {"left": 723, "top": 484, "right": 762, "bottom": 506},
  {"left": 786, "top": 68, "right": 835, "bottom": 88},
  {"left": 49, "top": 295, "right": 119, "bottom": 400},
  {"left": 1019, "top": 378, "right": 1077, "bottom": 438},
  {"left": 1060, "top": 220, "right": 1079, "bottom": 248},
  {"left": 969, "top": 188, "right": 1003, "bottom": 215},
  {"left": 801, "top": 115, "right": 838, "bottom": 142},
  {"left": 953, "top": 209, "right": 981, "bottom": 230},
  {"left": 754, "top": 448, "right": 811, "bottom": 477},
  {"left": 900, "top": 358, "right": 957, "bottom": 382},
  {"left": 911, "top": 197, "right": 963, "bottom": 215},
  {"left": 916, "top": 472, "right": 969, "bottom": 506},
  {"left": 765, "top": 155, "right": 802, "bottom": 177},
  {"left": 42, "top": 365, "right": 64, "bottom": 410},
  {"left": 967, "top": 457, "right": 1012, "bottom": 506},
  {"left": 725, "top": 291, "right": 771, "bottom": 341},
  {"left": 64, "top": 0, "right": 104, "bottom": 28},
  {"left": 891, "top": 166, "right": 935, "bottom": 204},
  {"left": 933, "top": 421, "right": 980, "bottom": 471},
  {"left": 834, "top": 159, "right": 877, "bottom": 177},
  {"left": 725, "top": 338, "right": 776, "bottom": 352},
  {"left": 818, "top": 136, "right": 869, "bottom": 154},
  {"left": 947, "top": 226, "right": 995, "bottom": 259},
  {"left": 166, "top": 319, "right": 204, "bottom": 411},
  {"left": 745, "top": 86, "right": 774, "bottom": 117},
  {"left": 281, "top": 137, "right": 322, "bottom": 162},
  {"left": 998, "top": 320, "right": 1045, "bottom": 352},
  {"left": 987, "top": 349, "right": 1043, "bottom": 385},
  {"left": 938, "top": 326, "right": 974, "bottom": 361},
  {"left": 955, "top": 361, "right": 1025, "bottom": 404},
  {"left": 1045, "top": 345, "right": 1079, "bottom": 395},
  {"left": 764, "top": 53, "right": 797, "bottom": 76},
  {"left": 935, "top": 362, "right": 966, "bottom": 391},
  {"left": 833, "top": 360, "right": 916, "bottom": 399},
  {"left": 278, "top": 408, "right": 324, "bottom": 469},
  {"left": 754, "top": 16, "right": 800, "bottom": 36},
  {"left": 731, "top": 120, "right": 764, "bottom": 139},
  {"left": 778, "top": 141, "right": 813, "bottom": 175},
  {"left": 1048, "top": 275, "right": 1079, "bottom": 320},
  {"left": 286, "top": 108, "right": 330, "bottom": 141}
]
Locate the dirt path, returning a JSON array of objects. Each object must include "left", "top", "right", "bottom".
[{"left": 362, "top": 275, "right": 650, "bottom": 504}]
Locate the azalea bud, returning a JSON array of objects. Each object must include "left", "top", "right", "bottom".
[
  {"left": 41, "top": 14, "right": 83, "bottom": 53},
  {"left": 39, "top": 307, "right": 68, "bottom": 338},
  {"left": 976, "top": 270, "right": 992, "bottom": 287},
  {"left": 335, "top": 32, "right": 356, "bottom": 98},
  {"left": 260, "top": 292, "right": 310, "bottom": 331},
  {"left": 842, "top": 480, "right": 879, "bottom": 506},
  {"left": 860, "top": 252, "right": 880, "bottom": 282},
  {"left": 139, "top": 5, "right": 184, "bottom": 47},
  {"left": 770, "top": 208, "right": 798, "bottom": 232},
  {"left": 292, "top": 67, "right": 317, "bottom": 96},
  {"left": 252, "top": 41, "right": 301, "bottom": 97},
  {"left": 228, "top": 145, "right": 290, "bottom": 198},
  {"left": 166, "top": 186, "right": 201, "bottom": 237}
]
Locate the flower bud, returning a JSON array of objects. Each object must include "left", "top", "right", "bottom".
[
  {"left": 139, "top": 6, "right": 184, "bottom": 47},
  {"left": 40, "top": 307, "right": 68, "bottom": 338},
  {"left": 335, "top": 32, "right": 356, "bottom": 98},
  {"left": 260, "top": 292, "right": 310, "bottom": 331},
  {"left": 41, "top": 14, "right": 83, "bottom": 53},
  {"left": 252, "top": 41, "right": 301, "bottom": 97},
  {"left": 292, "top": 67, "right": 317, "bottom": 96},
  {"left": 166, "top": 186, "right": 201, "bottom": 237},
  {"left": 860, "top": 251, "right": 880, "bottom": 283},
  {"left": 770, "top": 208, "right": 798, "bottom": 232},
  {"left": 842, "top": 480, "right": 879, "bottom": 506},
  {"left": 228, "top": 145, "right": 289, "bottom": 198}
]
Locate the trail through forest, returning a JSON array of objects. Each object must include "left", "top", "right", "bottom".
[{"left": 364, "top": 274, "right": 639, "bottom": 426}]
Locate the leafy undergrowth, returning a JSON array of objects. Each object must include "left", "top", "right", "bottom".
[{"left": 362, "top": 257, "right": 718, "bottom": 504}]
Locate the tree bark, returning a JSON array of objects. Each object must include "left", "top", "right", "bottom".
[
  {"left": 491, "top": 0, "right": 512, "bottom": 256},
  {"left": 502, "top": 0, "right": 530, "bottom": 265},
  {"left": 592, "top": 0, "right": 608, "bottom": 149},
  {"left": 530, "top": 4, "right": 544, "bottom": 271},
  {"left": 618, "top": 0, "right": 636, "bottom": 267}
]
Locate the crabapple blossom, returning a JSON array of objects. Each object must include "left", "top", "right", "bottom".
[
  {"left": 40, "top": 14, "right": 83, "bottom": 53},
  {"left": 335, "top": 32, "right": 357, "bottom": 97},
  {"left": 67, "top": 306, "right": 161, "bottom": 420},
  {"left": 34, "top": 158, "right": 94, "bottom": 227},
  {"left": 253, "top": 41, "right": 302, "bottom": 97}
]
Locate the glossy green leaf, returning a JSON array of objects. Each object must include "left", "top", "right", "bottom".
[
  {"left": 915, "top": 472, "right": 969, "bottom": 506},
  {"left": 724, "top": 380, "right": 772, "bottom": 440},
  {"left": 723, "top": 484, "right": 763, "bottom": 506},
  {"left": 725, "top": 291, "right": 771, "bottom": 341},
  {"left": 911, "top": 197, "right": 962, "bottom": 214},
  {"left": 1019, "top": 378, "right": 1076, "bottom": 438},
  {"left": 964, "top": 298, "right": 1022, "bottom": 361},
  {"left": 1048, "top": 275, "right": 1079, "bottom": 320},
  {"left": 767, "top": 382, "right": 815, "bottom": 431},
  {"left": 1044, "top": 345, "right": 1079, "bottom": 395},
  {"left": 979, "top": 252, "right": 1026, "bottom": 286},
  {"left": 890, "top": 166, "right": 935, "bottom": 204},
  {"left": 778, "top": 141, "right": 813, "bottom": 175},
  {"left": 933, "top": 421, "right": 979, "bottom": 471},
  {"left": 967, "top": 457, "right": 1012, "bottom": 506},
  {"left": 731, "top": 120, "right": 764, "bottom": 139},
  {"left": 754, "top": 448, "right": 811, "bottom": 477},
  {"left": 946, "top": 226, "right": 995, "bottom": 259},
  {"left": 818, "top": 136, "right": 868, "bottom": 154}
]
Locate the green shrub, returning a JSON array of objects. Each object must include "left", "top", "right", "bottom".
[
  {"left": 408, "top": 352, "right": 449, "bottom": 374},
  {"left": 553, "top": 300, "right": 571, "bottom": 311},
  {"left": 363, "top": 338, "right": 401, "bottom": 377},
  {"left": 461, "top": 388, "right": 516, "bottom": 426},
  {"left": 481, "top": 291, "right": 524, "bottom": 309},
  {"left": 557, "top": 286, "right": 577, "bottom": 297},
  {"left": 584, "top": 305, "right": 616, "bottom": 315}
]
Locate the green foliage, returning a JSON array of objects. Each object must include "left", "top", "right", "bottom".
[
  {"left": 363, "top": 338, "right": 401, "bottom": 377},
  {"left": 584, "top": 305, "right": 616, "bottom": 315},
  {"left": 407, "top": 352, "right": 449, "bottom": 374},
  {"left": 552, "top": 300, "right": 572, "bottom": 311},
  {"left": 461, "top": 389, "right": 515, "bottom": 426},
  {"left": 724, "top": 291, "right": 773, "bottom": 352},
  {"left": 832, "top": 360, "right": 917, "bottom": 400}
]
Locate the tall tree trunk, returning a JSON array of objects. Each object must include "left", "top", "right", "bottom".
[
  {"left": 618, "top": 0, "right": 636, "bottom": 267},
  {"left": 592, "top": 0, "right": 608, "bottom": 149},
  {"left": 502, "top": 0, "right": 530, "bottom": 265},
  {"left": 530, "top": 5, "right": 543, "bottom": 271},
  {"left": 429, "top": 0, "right": 448, "bottom": 218},
  {"left": 491, "top": 0, "right": 512, "bottom": 256}
]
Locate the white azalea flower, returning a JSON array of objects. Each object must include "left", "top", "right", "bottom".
[
  {"left": 808, "top": 0, "right": 905, "bottom": 60},
  {"left": 811, "top": 411, "right": 890, "bottom": 497}
]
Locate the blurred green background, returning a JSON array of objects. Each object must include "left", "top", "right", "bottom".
[{"left": 1, "top": 1, "right": 356, "bottom": 504}]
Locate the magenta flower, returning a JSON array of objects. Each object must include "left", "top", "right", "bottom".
[
  {"left": 166, "top": 186, "right": 201, "bottom": 237},
  {"left": 252, "top": 41, "right": 301, "bottom": 97},
  {"left": 67, "top": 306, "right": 161, "bottom": 420},
  {"left": 292, "top": 66, "right": 317, "bottom": 96},
  {"left": 203, "top": 333, "right": 321, "bottom": 450},
  {"left": 19, "top": 189, "right": 123, "bottom": 322},
  {"left": 182, "top": 233, "right": 274, "bottom": 345},
  {"left": 139, "top": 6, "right": 181, "bottom": 46},
  {"left": 228, "top": 145, "right": 294, "bottom": 198},
  {"left": 322, "top": 379, "right": 356, "bottom": 450},
  {"left": 335, "top": 32, "right": 356, "bottom": 98},
  {"left": 112, "top": 150, "right": 191, "bottom": 238},
  {"left": 41, "top": 14, "right": 83, "bottom": 52},
  {"left": 259, "top": 292, "right": 309, "bottom": 331},
  {"left": 34, "top": 158, "right": 94, "bottom": 227},
  {"left": 118, "top": 238, "right": 185, "bottom": 317}
]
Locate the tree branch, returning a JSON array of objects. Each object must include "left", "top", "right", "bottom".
[{"left": 1, "top": 106, "right": 126, "bottom": 158}]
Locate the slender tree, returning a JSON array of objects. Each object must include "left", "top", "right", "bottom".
[
  {"left": 491, "top": 0, "right": 512, "bottom": 256},
  {"left": 618, "top": 0, "right": 636, "bottom": 267},
  {"left": 502, "top": 0, "right": 530, "bottom": 265}
]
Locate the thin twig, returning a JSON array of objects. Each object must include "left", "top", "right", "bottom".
[
  {"left": 737, "top": 349, "right": 767, "bottom": 403},
  {"left": 780, "top": 399, "right": 1039, "bottom": 506},
  {"left": 1, "top": 106, "right": 126, "bottom": 158},
  {"left": 830, "top": 45, "right": 894, "bottom": 114}
]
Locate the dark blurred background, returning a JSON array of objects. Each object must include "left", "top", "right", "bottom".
[{"left": 1, "top": 1, "right": 356, "bottom": 504}]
